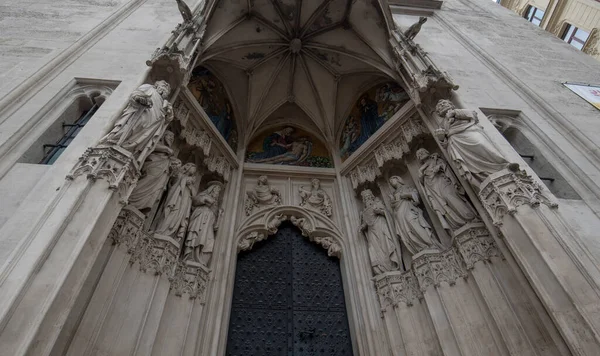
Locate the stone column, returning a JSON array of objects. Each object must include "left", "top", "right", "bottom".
[
  {"left": 0, "top": 146, "right": 139, "bottom": 356},
  {"left": 375, "top": 270, "right": 442, "bottom": 356},
  {"left": 479, "top": 168, "right": 600, "bottom": 354}
]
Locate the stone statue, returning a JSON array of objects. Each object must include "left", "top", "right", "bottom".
[
  {"left": 154, "top": 162, "right": 197, "bottom": 240},
  {"left": 184, "top": 182, "right": 223, "bottom": 266},
  {"left": 389, "top": 176, "right": 441, "bottom": 255},
  {"left": 129, "top": 131, "right": 176, "bottom": 212},
  {"left": 404, "top": 17, "right": 427, "bottom": 40},
  {"left": 99, "top": 80, "right": 174, "bottom": 166},
  {"left": 245, "top": 175, "right": 281, "bottom": 216},
  {"left": 299, "top": 178, "right": 333, "bottom": 217},
  {"left": 434, "top": 99, "right": 514, "bottom": 188},
  {"left": 359, "top": 189, "right": 401, "bottom": 275},
  {"left": 417, "top": 148, "right": 477, "bottom": 232}
]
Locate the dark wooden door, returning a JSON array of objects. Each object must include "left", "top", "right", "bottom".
[{"left": 226, "top": 222, "right": 353, "bottom": 356}]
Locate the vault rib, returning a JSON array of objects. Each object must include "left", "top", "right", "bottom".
[
  {"left": 349, "top": 25, "right": 396, "bottom": 69},
  {"left": 247, "top": 47, "right": 288, "bottom": 72},
  {"left": 203, "top": 14, "right": 248, "bottom": 50},
  {"left": 202, "top": 40, "right": 288, "bottom": 61},
  {"left": 288, "top": 53, "right": 297, "bottom": 100},
  {"left": 304, "top": 43, "right": 397, "bottom": 79},
  {"left": 294, "top": 0, "right": 302, "bottom": 36},
  {"left": 299, "top": 0, "right": 333, "bottom": 38},
  {"left": 301, "top": 48, "right": 340, "bottom": 77},
  {"left": 250, "top": 52, "right": 291, "bottom": 132},
  {"left": 269, "top": 0, "right": 293, "bottom": 37},
  {"left": 298, "top": 54, "right": 328, "bottom": 131},
  {"left": 251, "top": 11, "right": 290, "bottom": 41}
]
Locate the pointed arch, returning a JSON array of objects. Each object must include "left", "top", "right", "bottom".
[{"left": 187, "top": 65, "right": 240, "bottom": 151}]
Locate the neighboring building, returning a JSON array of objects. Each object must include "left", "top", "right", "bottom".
[
  {"left": 499, "top": 0, "right": 600, "bottom": 60},
  {"left": 1, "top": 0, "right": 600, "bottom": 355}
]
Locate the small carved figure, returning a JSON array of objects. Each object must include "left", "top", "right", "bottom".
[
  {"left": 389, "top": 176, "right": 441, "bottom": 254},
  {"left": 359, "top": 189, "right": 401, "bottom": 276},
  {"left": 299, "top": 178, "right": 333, "bottom": 217},
  {"left": 176, "top": 0, "right": 193, "bottom": 23},
  {"left": 245, "top": 175, "right": 282, "bottom": 216},
  {"left": 154, "top": 162, "right": 197, "bottom": 239},
  {"left": 184, "top": 182, "right": 223, "bottom": 266},
  {"left": 417, "top": 148, "right": 477, "bottom": 232},
  {"left": 129, "top": 131, "right": 175, "bottom": 212},
  {"left": 99, "top": 80, "right": 174, "bottom": 166},
  {"left": 404, "top": 17, "right": 427, "bottom": 40},
  {"left": 434, "top": 100, "right": 515, "bottom": 188}
]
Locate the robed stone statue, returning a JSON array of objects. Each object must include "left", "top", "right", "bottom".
[
  {"left": 389, "top": 176, "right": 441, "bottom": 254},
  {"left": 99, "top": 80, "right": 174, "bottom": 166},
  {"left": 359, "top": 189, "right": 401, "bottom": 276},
  {"left": 184, "top": 182, "right": 223, "bottom": 266},
  {"left": 434, "top": 99, "right": 512, "bottom": 188},
  {"left": 417, "top": 148, "right": 477, "bottom": 232}
]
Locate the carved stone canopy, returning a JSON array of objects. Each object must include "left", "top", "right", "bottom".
[{"left": 237, "top": 206, "right": 343, "bottom": 258}]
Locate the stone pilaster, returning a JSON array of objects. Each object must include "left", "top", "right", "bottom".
[{"left": 478, "top": 168, "right": 600, "bottom": 355}]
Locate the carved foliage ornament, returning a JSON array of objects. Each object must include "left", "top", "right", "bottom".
[
  {"left": 478, "top": 168, "right": 559, "bottom": 226},
  {"left": 453, "top": 223, "right": 503, "bottom": 270},
  {"left": 66, "top": 146, "right": 139, "bottom": 204},
  {"left": 237, "top": 210, "right": 342, "bottom": 258},
  {"left": 374, "top": 270, "right": 422, "bottom": 310},
  {"left": 107, "top": 206, "right": 210, "bottom": 301},
  {"left": 169, "top": 260, "right": 210, "bottom": 300},
  {"left": 412, "top": 247, "right": 468, "bottom": 292}
]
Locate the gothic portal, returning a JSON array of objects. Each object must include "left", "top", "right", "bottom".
[
  {"left": 1, "top": 0, "right": 600, "bottom": 356},
  {"left": 226, "top": 222, "right": 353, "bottom": 356}
]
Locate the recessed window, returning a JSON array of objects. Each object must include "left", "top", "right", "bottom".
[
  {"left": 40, "top": 103, "right": 100, "bottom": 164},
  {"left": 17, "top": 79, "right": 118, "bottom": 165},
  {"left": 562, "top": 24, "right": 590, "bottom": 51},
  {"left": 524, "top": 6, "right": 545, "bottom": 27}
]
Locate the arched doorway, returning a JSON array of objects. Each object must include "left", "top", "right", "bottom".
[{"left": 226, "top": 222, "right": 353, "bottom": 355}]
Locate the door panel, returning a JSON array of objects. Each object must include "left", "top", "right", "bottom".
[{"left": 226, "top": 222, "right": 353, "bottom": 356}]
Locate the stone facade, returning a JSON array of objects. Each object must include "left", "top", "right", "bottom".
[{"left": 1, "top": 0, "right": 600, "bottom": 355}]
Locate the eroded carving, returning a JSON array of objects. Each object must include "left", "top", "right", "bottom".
[
  {"left": 349, "top": 162, "right": 381, "bottom": 190},
  {"left": 479, "top": 168, "right": 559, "bottom": 225},
  {"left": 299, "top": 178, "right": 333, "bottom": 217},
  {"left": 360, "top": 189, "right": 401, "bottom": 276},
  {"left": 374, "top": 270, "right": 422, "bottom": 310},
  {"left": 204, "top": 154, "right": 231, "bottom": 182},
  {"left": 454, "top": 223, "right": 503, "bottom": 270},
  {"left": 184, "top": 182, "right": 223, "bottom": 266},
  {"left": 434, "top": 100, "right": 515, "bottom": 189},
  {"left": 169, "top": 260, "right": 210, "bottom": 301},
  {"left": 130, "top": 232, "right": 179, "bottom": 275},
  {"left": 154, "top": 163, "right": 197, "bottom": 239},
  {"left": 389, "top": 176, "right": 441, "bottom": 255},
  {"left": 107, "top": 206, "right": 145, "bottom": 249},
  {"left": 129, "top": 131, "right": 177, "bottom": 212},
  {"left": 412, "top": 247, "right": 468, "bottom": 291},
  {"left": 66, "top": 146, "right": 139, "bottom": 203},
  {"left": 417, "top": 148, "right": 477, "bottom": 233},
  {"left": 99, "top": 81, "right": 174, "bottom": 166},
  {"left": 245, "top": 175, "right": 282, "bottom": 216}
]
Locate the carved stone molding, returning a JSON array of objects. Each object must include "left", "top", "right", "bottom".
[
  {"left": 412, "top": 247, "right": 468, "bottom": 291},
  {"left": 173, "top": 98, "right": 192, "bottom": 127},
  {"left": 129, "top": 233, "right": 180, "bottom": 276},
  {"left": 374, "top": 118, "right": 429, "bottom": 169},
  {"left": 204, "top": 154, "right": 231, "bottom": 182},
  {"left": 179, "top": 127, "right": 212, "bottom": 156},
  {"left": 390, "top": 31, "right": 458, "bottom": 106},
  {"left": 107, "top": 206, "right": 145, "bottom": 250},
  {"left": 169, "top": 260, "right": 210, "bottom": 301},
  {"left": 237, "top": 206, "right": 343, "bottom": 258},
  {"left": 454, "top": 222, "right": 503, "bottom": 270},
  {"left": 349, "top": 161, "right": 381, "bottom": 190},
  {"left": 374, "top": 270, "right": 422, "bottom": 310},
  {"left": 66, "top": 145, "right": 140, "bottom": 204},
  {"left": 479, "top": 169, "right": 559, "bottom": 226}
]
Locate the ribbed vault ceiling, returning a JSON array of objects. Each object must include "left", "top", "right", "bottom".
[{"left": 199, "top": 0, "right": 400, "bottom": 145}]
